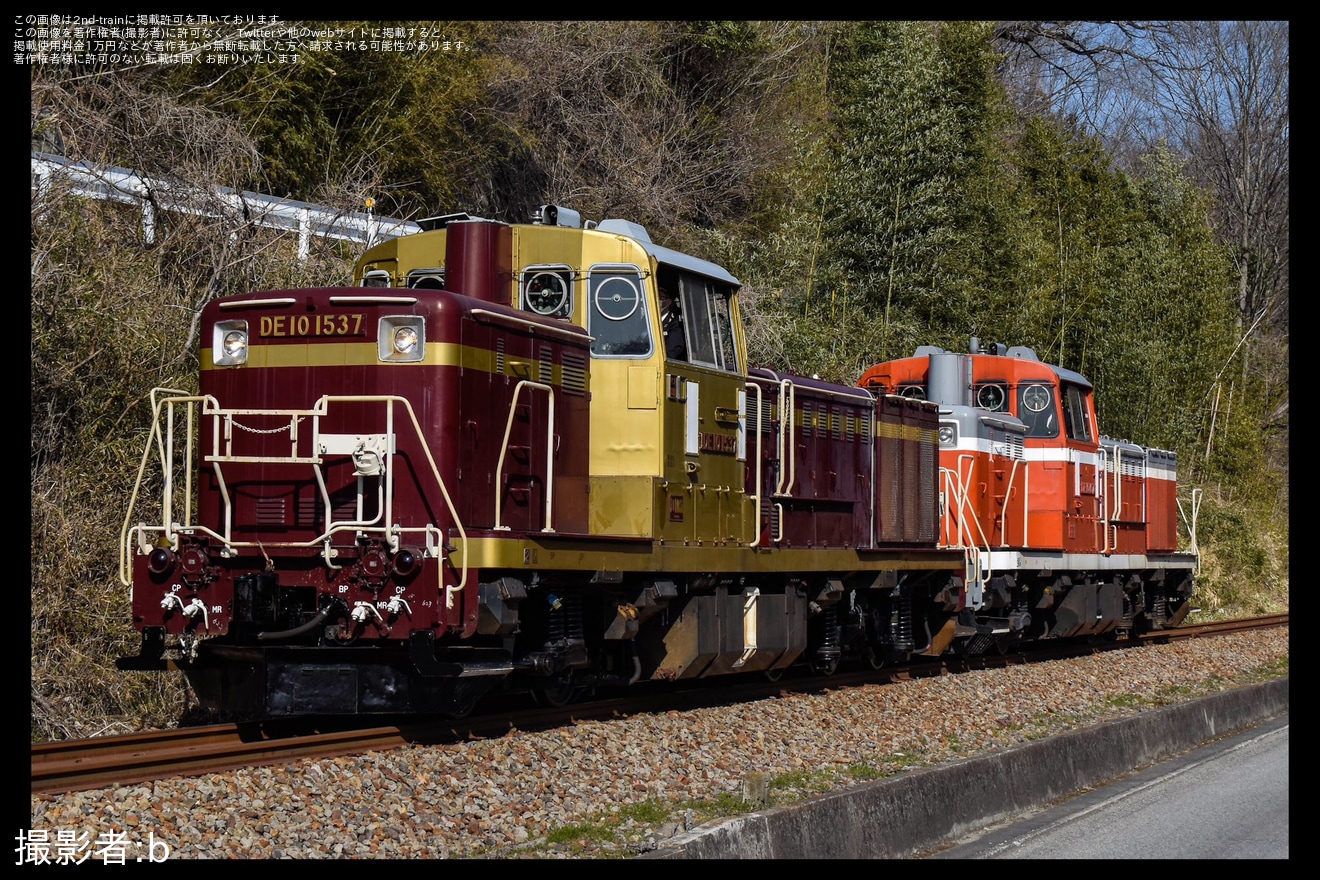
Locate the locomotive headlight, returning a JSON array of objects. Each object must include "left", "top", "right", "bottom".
[
  {"left": 212, "top": 320, "right": 249, "bottom": 366},
  {"left": 378, "top": 316, "right": 425, "bottom": 362},
  {"left": 393, "top": 326, "right": 419, "bottom": 354},
  {"left": 938, "top": 424, "right": 957, "bottom": 447},
  {"left": 393, "top": 547, "right": 422, "bottom": 578},
  {"left": 147, "top": 547, "right": 176, "bottom": 575}
]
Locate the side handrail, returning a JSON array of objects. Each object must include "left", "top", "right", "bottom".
[
  {"left": 1176, "top": 486, "right": 1203, "bottom": 566},
  {"left": 493, "top": 380, "right": 557, "bottom": 533},
  {"left": 745, "top": 381, "right": 765, "bottom": 548},
  {"left": 1099, "top": 443, "right": 1113, "bottom": 553},
  {"left": 993, "top": 457, "right": 1028, "bottom": 548},
  {"left": 939, "top": 456, "right": 994, "bottom": 590},
  {"left": 119, "top": 387, "right": 195, "bottom": 587},
  {"left": 773, "top": 378, "right": 797, "bottom": 497}
]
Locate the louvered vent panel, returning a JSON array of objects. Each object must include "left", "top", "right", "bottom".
[
  {"left": 539, "top": 345, "right": 552, "bottom": 384},
  {"left": 255, "top": 497, "right": 287, "bottom": 526},
  {"left": 561, "top": 353, "right": 587, "bottom": 395}
]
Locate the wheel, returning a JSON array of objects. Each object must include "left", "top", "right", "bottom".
[
  {"left": 531, "top": 670, "right": 578, "bottom": 708},
  {"left": 446, "top": 683, "right": 482, "bottom": 719},
  {"left": 446, "top": 693, "right": 478, "bottom": 720},
  {"left": 811, "top": 654, "right": 840, "bottom": 676}
]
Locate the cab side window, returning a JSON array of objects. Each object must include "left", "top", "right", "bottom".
[
  {"left": 678, "top": 277, "right": 717, "bottom": 367},
  {"left": 660, "top": 269, "right": 740, "bottom": 372},
  {"left": 1061, "top": 383, "right": 1093, "bottom": 442}
]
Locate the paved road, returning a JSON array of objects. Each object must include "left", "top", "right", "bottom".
[{"left": 927, "top": 714, "right": 1289, "bottom": 859}]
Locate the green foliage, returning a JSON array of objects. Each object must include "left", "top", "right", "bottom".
[
  {"left": 159, "top": 21, "right": 506, "bottom": 217},
  {"left": 822, "top": 21, "right": 965, "bottom": 360},
  {"left": 1067, "top": 144, "right": 1237, "bottom": 453},
  {"left": 1189, "top": 492, "right": 1289, "bottom": 619}
]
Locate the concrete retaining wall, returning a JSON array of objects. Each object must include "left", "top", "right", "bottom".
[{"left": 639, "top": 678, "right": 1289, "bottom": 859}]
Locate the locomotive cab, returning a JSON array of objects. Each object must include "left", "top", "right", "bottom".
[{"left": 355, "top": 206, "right": 753, "bottom": 546}]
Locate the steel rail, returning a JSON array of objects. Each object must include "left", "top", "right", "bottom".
[{"left": 33, "top": 613, "right": 1287, "bottom": 797}]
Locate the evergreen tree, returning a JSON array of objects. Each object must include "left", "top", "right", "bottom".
[{"left": 821, "top": 21, "right": 964, "bottom": 363}]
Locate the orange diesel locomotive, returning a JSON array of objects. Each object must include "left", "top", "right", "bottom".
[
  {"left": 859, "top": 342, "right": 1198, "bottom": 654},
  {"left": 118, "top": 206, "right": 1198, "bottom": 720}
]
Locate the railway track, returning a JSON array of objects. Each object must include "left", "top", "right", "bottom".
[{"left": 32, "top": 613, "right": 1287, "bottom": 797}]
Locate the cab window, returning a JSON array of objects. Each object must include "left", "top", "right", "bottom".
[
  {"left": 974, "top": 382, "right": 1009, "bottom": 412},
  {"left": 1018, "top": 383, "right": 1058, "bottom": 438},
  {"left": 588, "top": 267, "right": 650, "bottom": 357},
  {"left": 674, "top": 276, "right": 738, "bottom": 371},
  {"left": 898, "top": 383, "right": 926, "bottom": 400},
  {"left": 1061, "top": 383, "right": 1093, "bottom": 442},
  {"left": 653, "top": 267, "right": 740, "bottom": 372},
  {"left": 521, "top": 266, "right": 573, "bottom": 318},
  {"left": 407, "top": 268, "right": 445, "bottom": 289}
]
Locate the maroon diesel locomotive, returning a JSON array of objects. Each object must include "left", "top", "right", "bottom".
[{"left": 118, "top": 205, "right": 1197, "bottom": 720}]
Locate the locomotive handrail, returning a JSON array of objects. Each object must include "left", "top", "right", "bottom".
[
  {"left": 1098, "top": 441, "right": 1153, "bottom": 554},
  {"left": 1177, "top": 487, "right": 1203, "bottom": 565},
  {"left": 492, "top": 379, "right": 557, "bottom": 533},
  {"left": 940, "top": 457, "right": 995, "bottom": 601},
  {"left": 308, "top": 394, "right": 472, "bottom": 609},
  {"left": 774, "top": 378, "right": 796, "bottom": 497},
  {"left": 999, "top": 457, "right": 1028, "bottom": 549},
  {"left": 469, "top": 307, "right": 594, "bottom": 345},
  {"left": 305, "top": 451, "right": 387, "bottom": 572},
  {"left": 1098, "top": 444, "right": 1110, "bottom": 553},
  {"left": 745, "top": 381, "right": 764, "bottom": 548},
  {"left": 1099, "top": 443, "right": 1129, "bottom": 553},
  {"left": 119, "top": 387, "right": 197, "bottom": 587},
  {"left": 941, "top": 456, "right": 977, "bottom": 549},
  {"left": 120, "top": 391, "right": 472, "bottom": 608}
]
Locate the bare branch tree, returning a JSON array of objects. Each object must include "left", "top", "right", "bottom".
[
  {"left": 993, "top": 21, "right": 1181, "bottom": 144},
  {"left": 1145, "top": 21, "right": 1289, "bottom": 336},
  {"left": 483, "top": 21, "right": 816, "bottom": 243}
]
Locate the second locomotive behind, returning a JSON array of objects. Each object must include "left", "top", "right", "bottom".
[{"left": 118, "top": 205, "right": 1198, "bottom": 720}]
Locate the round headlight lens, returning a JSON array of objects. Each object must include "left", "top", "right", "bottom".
[
  {"left": 147, "top": 548, "right": 176, "bottom": 575},
  {"left": 938, "top": 425, "right": 955, "bottom": 446},
  {"left": 223, "top": 330, "right": 247, "bottom": 357},
  {"left": 393, "top": 326, "right": 419, "bottom": 354}
]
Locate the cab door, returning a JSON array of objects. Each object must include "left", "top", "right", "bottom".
[
  {"left": 659, "top": 273, "right": 748, "bottom": 545},
  {"left": 1060, "top": 382, "right": 1102, "bottom": 553}
]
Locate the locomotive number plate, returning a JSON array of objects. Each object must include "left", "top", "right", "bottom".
[
  {"left": 259, "top": 314, "right": 366, "bottom": 338},
  {"left": 699, "top": 432, "right": 737, "bottom": 455}
]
